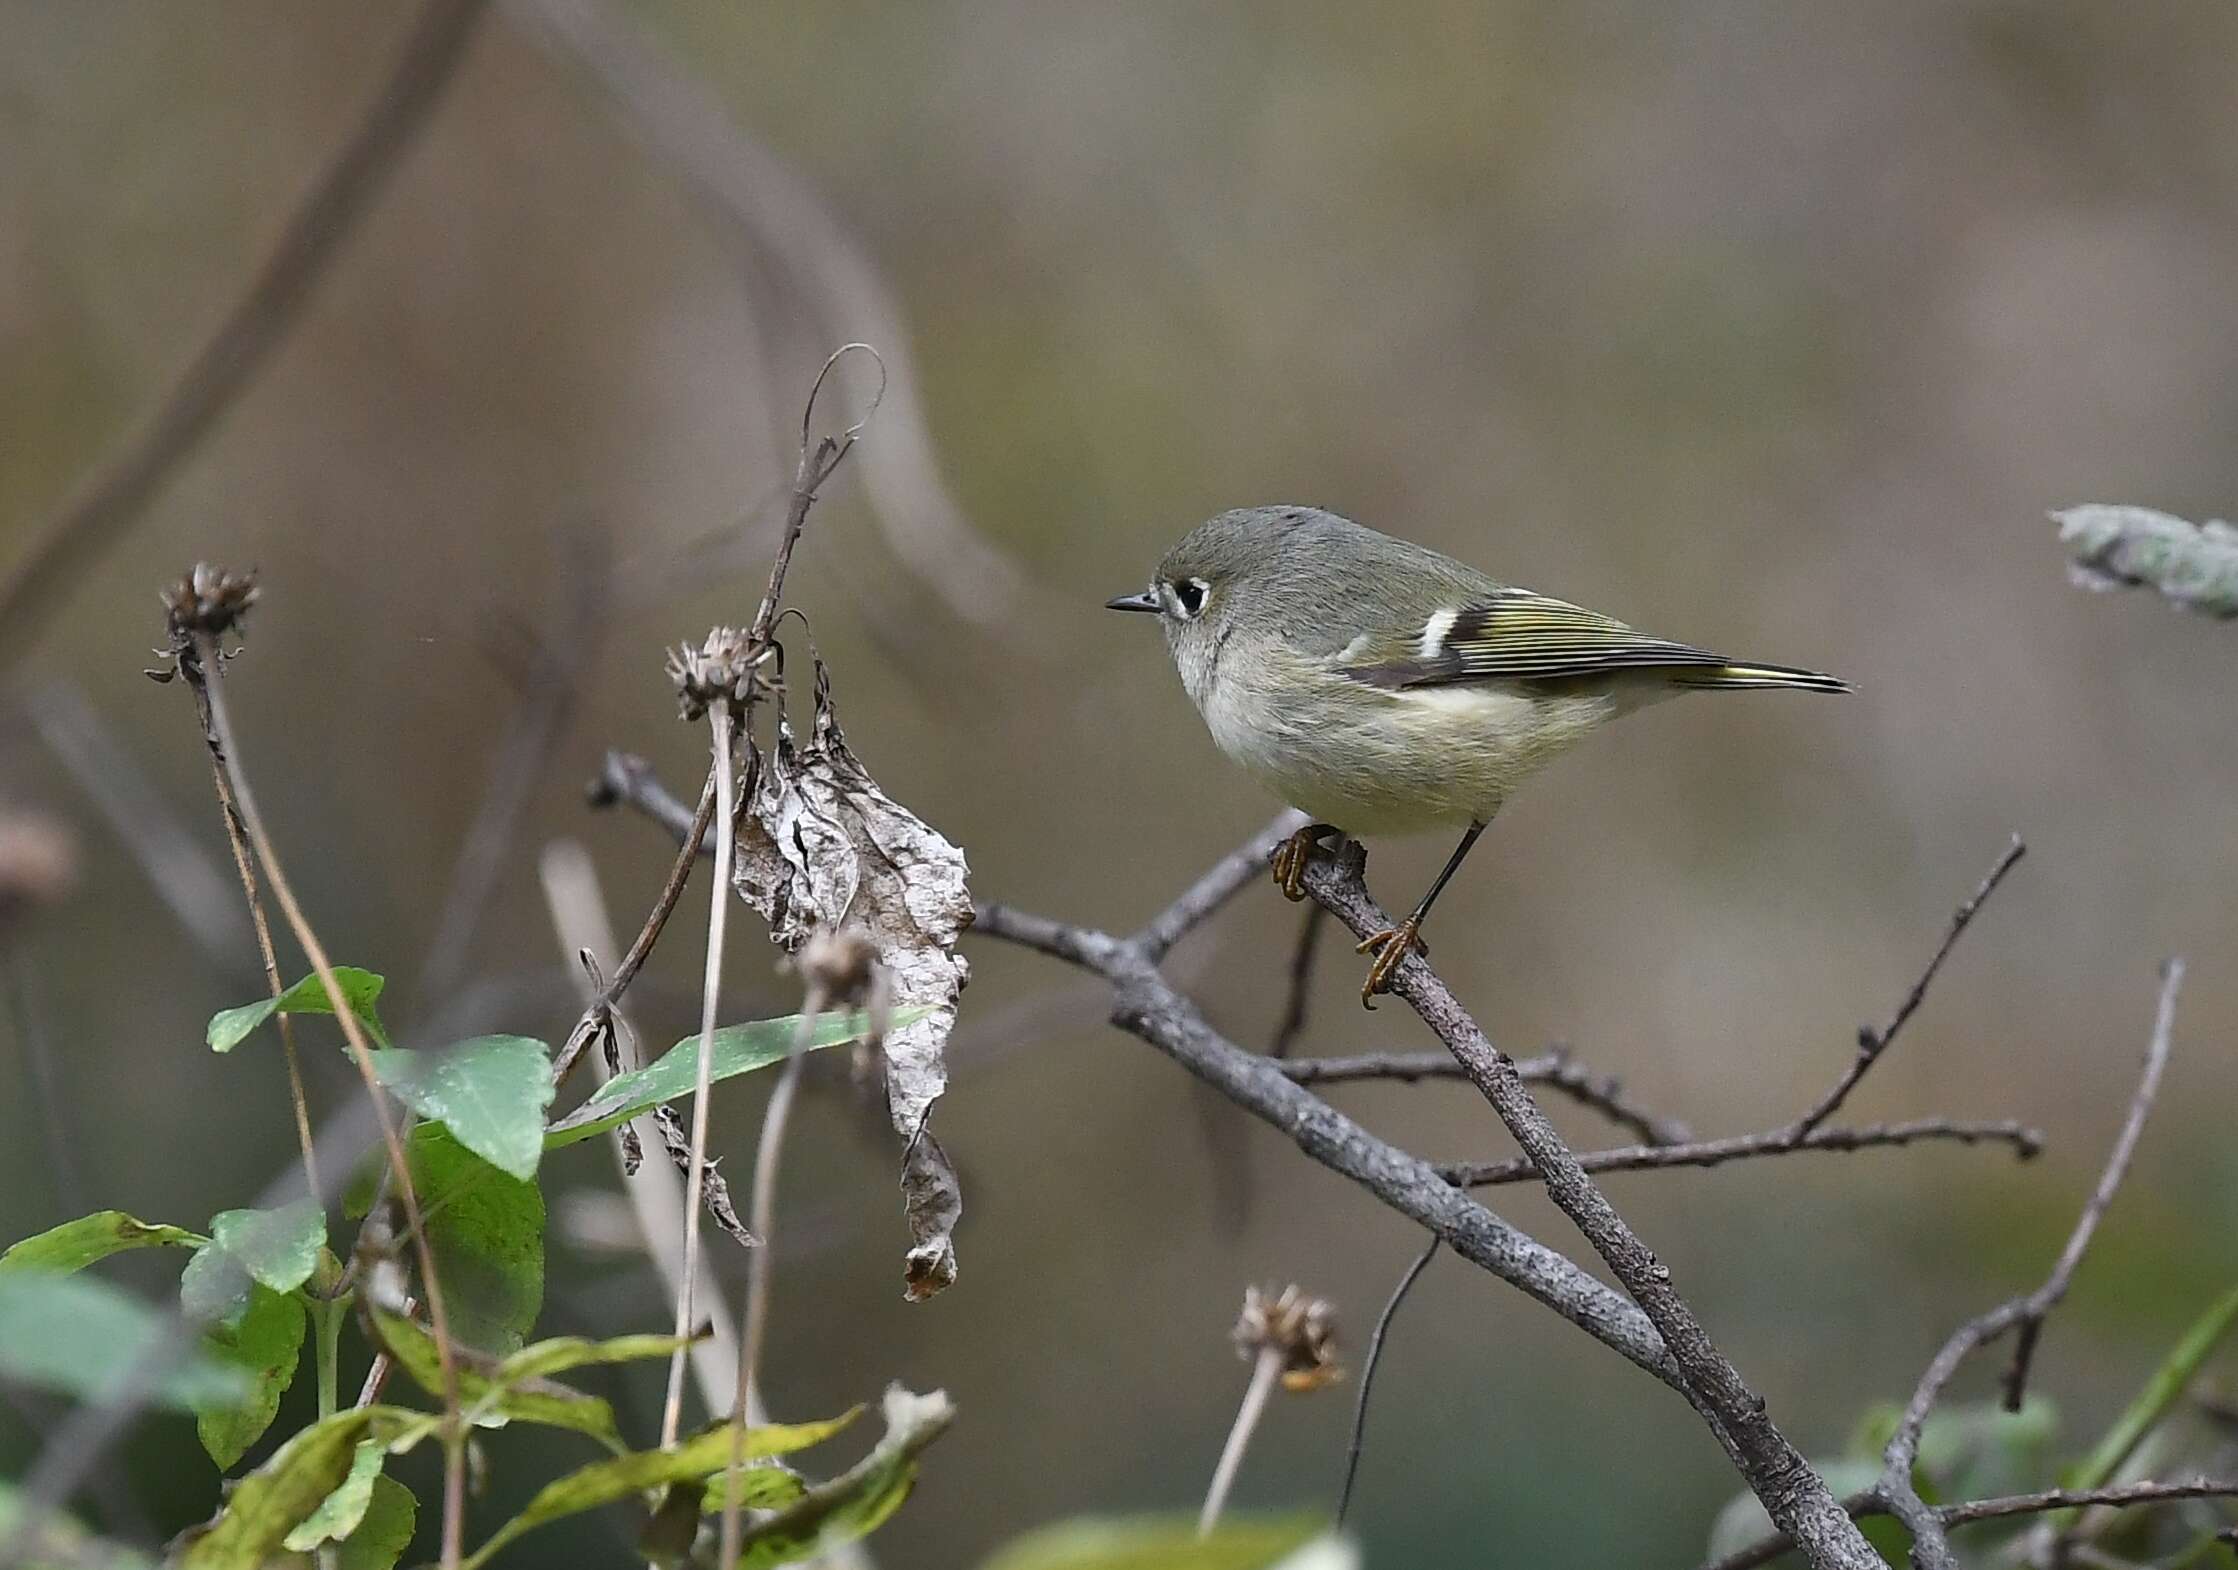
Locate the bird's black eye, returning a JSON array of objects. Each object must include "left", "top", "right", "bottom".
[{"left": 1173, "top": 579, "right": 1208, "bottom": 617}]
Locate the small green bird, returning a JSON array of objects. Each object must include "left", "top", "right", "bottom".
[{"left": 1107, "top": 506, "right": 1847, "bottom": 1005}]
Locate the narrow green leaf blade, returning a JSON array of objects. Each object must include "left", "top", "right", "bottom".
[
  {"left": 196, "top": 1283, "right": 308, "bottom": 1470},
  {"left": 408, "top": 1124, "right": 543, "bottom": 1353},
  {"left": 495, "top": 1330, "right": 702, "bottom": 1384},
  {"left": 370, "top": 1308, "right": 620, "bottom": 1449},
  {"left": 546, "top": 1009, "right": 921, "bottom": 1148},
  {"left": 177, "top": 1409, "right": 376, "bottom": 1569},
  {"left": 0, "top": 1211, "right": 202, "bottom": 1276},
  {"left": 0, "top": 1271, "right": 250, "bottom": 1412},
  {"left": 372, "top": 1036, "right": 555, "bottom": 1181},
  {"left": 977, "top": 1516, "right": 1332, "bottom": 1570},
  {"left": 461, "top": 1408, "right": 865, "bottom": 1569},
  {"left": 208, "top": 967, "right": 388, "bottom": 1053},
  {"left": 2073, "top": 1281, "right": 2238, "bottom": 1491},
  {"left": 732, "top": 1387, "right": 954, "bottom": 1569}
]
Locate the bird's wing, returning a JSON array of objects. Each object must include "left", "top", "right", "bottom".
[{"left": 1335, "top": 587, "right": 1729, "bottom": 688}]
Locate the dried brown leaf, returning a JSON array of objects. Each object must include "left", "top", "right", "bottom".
[{"left": 734, "top": 659, "right": 971, "bottom": 1297}]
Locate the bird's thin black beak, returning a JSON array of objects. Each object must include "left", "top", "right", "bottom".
[{"left": 1105, "top": 590, "right": 1160, "bottom": 613}]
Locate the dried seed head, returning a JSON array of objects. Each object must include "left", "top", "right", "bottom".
[
  {"left": 0, "top": 811, "right": 77, "bottom": 932},
  {"left": 161, "top": 564, "right": 260, "bottom": 643},
  {"left": 1233, "top": 1283, "right": 1342, "bottom": 1392},
  {"left": 666, "top": 626, "right": 762, "bottom": 721}
]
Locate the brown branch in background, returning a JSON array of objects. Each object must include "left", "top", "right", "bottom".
[
  {"left": 1336, "top": 1235, "right": 1440, "bottom": 1527},
  {"left": 1281, "top": 1047, "right": 1693, "bottom": 1147},
  {"left": 1786, "top": 835, "right": 2026, "bottom": 1140},
  {"left": 1441, "top": 1116, "right": 2041, "bottom": 1188},
  {"left": 152, "top": 575, "right": 471, "bottom": 1570},
  {"left": 414, "top": 522, "right": 610, "bottom": 1010},
  {"left": 1267, "top": 903, "right": 1328, "bottom": 1060},
  {"left": 1294, "top": 845, "right": 1883, "bottom": 1569},
  {"left": 502, "top": 0, "right": 1025, "bottom": 630},
  {"left": 1135, "top": 813, "right": 1307, "bottom": 959},
  {"left": 0, "top": 0, "right": 487, "bottom": 669},
  {"left": 21, "top": 683, "right": 258, "bottom": 975}
]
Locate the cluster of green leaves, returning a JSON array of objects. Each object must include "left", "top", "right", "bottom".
[
  {"left": 1706, "top": 1283, "right": 2238, "bottom": 1567},
  {"left": 0, "top": 967, "right": 930, "bottom": 1568},
  {"left": 2, "top": 964, "right": 1354, "bottom": 1570}
]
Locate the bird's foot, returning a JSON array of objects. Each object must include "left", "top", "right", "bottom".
[
  {"left": 1270, "top": 824, "right": 1333, "bottom": 902},
  {"left": 1354, "top": 918, "right": 1427, "bottom": 1008}
]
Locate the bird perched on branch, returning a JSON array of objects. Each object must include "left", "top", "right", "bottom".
[{"left": 1108, "top": 506, "right": 1846, "bottom": 1005}]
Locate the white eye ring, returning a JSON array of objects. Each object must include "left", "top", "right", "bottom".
[{"left": 1172, "top": 578, "right": 1210, "bottom": 618}]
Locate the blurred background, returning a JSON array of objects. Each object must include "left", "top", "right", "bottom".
[{"left": 3, "top": 2, "right": 2235, "bottom": 1564}]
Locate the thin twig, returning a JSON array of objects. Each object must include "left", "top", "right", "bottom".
[
  {"left": 1786, "top": 836, "right": 2026, "bottom": 1140},
  {"left": 415, "top": 522, "right": 608, "bottom": 1009},
  {"left": 968, "top": 896, "right": 1677, "bottom": 1381},
  {"left": 187, "top": 630, "right": 470, "bottom": 1569},
  {"left": 1336, "top": 1236, "right": 1440, "bottom": 1527},
  {"left": 1698, "top": 1477, "right": 2238, "bottom": 1570},
  {"left": 1874, "top": 959, "right": 2183, "bottom": 1570},
  {"left": 1282, "top": 1047, "right": 1693, "bottom": 1146},
  {"left": 719, "top": 1021, "right": 812, "bottom": 1569},
  {"left": 554, "top": 769, "right": 716, "bottom": 1084},
  {"left": 1297, "top": 846, "right": 1883, "bottom": 1569},
  {"left": 1268, "top": 903, "right": 1328, "bottom": 1059},
  {"left": 0, "top": 0, "right": 488, "bottom": 667},
  {"left": 1200, "top": 1345, "right": 1284, "bottom": 1537},
  {"left": 178, "top": 650, "right": 321, "bottom": 1198},
  {"left": 1441, "top": 1117, "right": 2041, "bottom": 1187},
  {"left": 1136, "top": 813, "right": 1307, "bottom": 958},
  {"left": 537, "top": 840, "right": 744, "bottom": 1412},
  {"left": 662, "top": 701, "right": 739, "bottom": 1448}
]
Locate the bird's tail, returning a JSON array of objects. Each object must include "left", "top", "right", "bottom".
[{"left": 1670, "top": 661, "right": 1850, "bottom": 694}]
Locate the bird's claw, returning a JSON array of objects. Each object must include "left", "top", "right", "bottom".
[
  {"left": 1270, "top": 825, "right": 1324, "bottom": 902},
  {"left": 1354, "top": 918, "right": 1426, "bottom": 1007}
]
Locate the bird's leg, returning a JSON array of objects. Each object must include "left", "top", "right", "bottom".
[
  {"left": 1357, "top": 820, "right": 1487, "bottom": 1007},
  {"left": 1270, "top": 822, "right": 1339, "bottom": 902}
]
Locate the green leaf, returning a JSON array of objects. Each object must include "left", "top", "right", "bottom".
[
  {"left": 210, "top": 1200, "right": 326, "bottom": 1295},
  {"left": 730, "top": 1387, "right": 955, "bottom": 1570},
  {"left": 978, "top": 1517, "right": 1332, "bottom": 1570},
  {"left": 2072, "top": 1281, "right": 2238, "bottom": 1491},
  {"left": 546, "top": 1009, "right": 920, "bottom": 1148},
  {"left": 495, "top": 1330, "right": 704, "bottom": 1384},
  {"left": 703, "top": 1466, "right": 809, "bottom": 1515},
  {"left": 371, "top": 1036, "right": 555, "bottom": 1181},
  {"left": 369, "top": 1307, "right": 624, "bottom": 1449},
  {"left": 282, "top": 1439, "right": 385, "bottom": 1551},
  {"left": 334, "top": 1475, "right": 416, "bottom": 1570},
  {"left": 0, "top": 1210, "right": 202, "bottom": 1275},
  {"left": 177, "top": 1409, "right": 378, "bottom": 1569},
  {"left": 409, "top": 1123, "right": 543, "bottom": 1353},
  {"left": 181, "top": 1244, "right": 253, "bottom": 1324},
  {"left": 461, "top": 1407, "right": 866, "bottom": 1569},
  {"left": 196, "top": 1283, "right": 308, "bottom": 1470},
  {"left": 0, "top": 1271, "right": 250, "bottom": 1413},
  {"left": 208, "top": 967, "right": 388, "bottom": 1053}
]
